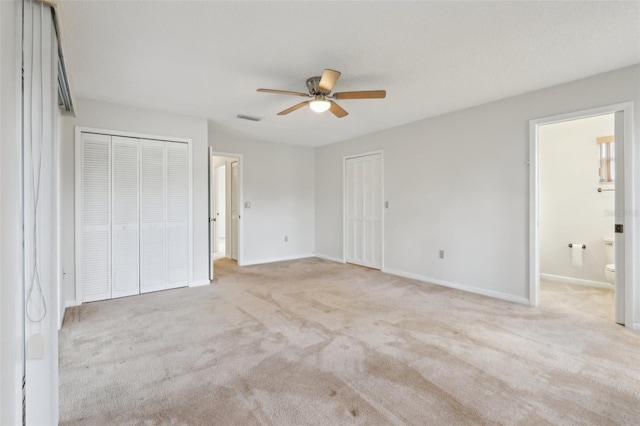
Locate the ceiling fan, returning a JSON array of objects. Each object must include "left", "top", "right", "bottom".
[{"left": 257, "top": 69, "right": 386, "bottom": 118}]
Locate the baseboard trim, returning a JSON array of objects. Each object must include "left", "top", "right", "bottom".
[
  {"left": 59, "top": 300, "right": 79, "bottom": 330},
  {"left": 314, "top": 254, "right": 344, "bottom": 264},
  {"left": 382, "top": 268, "right": 530, "bottom": 305},
  {"left": 190, "top": 280, "right": 211, "bottom": 287},
  {"left": 241, "top": 254, "right": 315, "bottom": 267},
  {"left": 540, "top": 273, "right": 614, "bottom": 290}
]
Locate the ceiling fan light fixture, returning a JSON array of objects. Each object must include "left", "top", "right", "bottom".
[
  {"left": 258, "top": 69, "right": 384, "bottom": 118},
  {"left": 309, "top": 97, "right": 330, "bottom": 113}
]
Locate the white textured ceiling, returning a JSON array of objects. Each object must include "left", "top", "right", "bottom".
[{"left": 59, "top": 1, "right": 640, "bottom": 147}]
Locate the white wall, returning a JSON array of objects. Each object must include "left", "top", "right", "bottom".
[
  {"left": 539, "top": 114, "right": 615, "bottom": 284},
  {"left": 61, "top": 97, "right": 210, "bottom": 305},
  {"left": 315, "top": 65, "right": 640, "bottom": 313},
  {"left": 208, "top": 122, "right": 315, "bottom": 265},
  {"left": 0, "top": 1, "right": 24, "bottom": 423}
]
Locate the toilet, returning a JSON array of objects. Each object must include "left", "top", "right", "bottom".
[{"left": 604, "top": 237, "right": 615, "bottom": 285}]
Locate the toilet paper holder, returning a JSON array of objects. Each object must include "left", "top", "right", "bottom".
[{"left": 568, "top": 243, "right": 586, "bottom": 249}]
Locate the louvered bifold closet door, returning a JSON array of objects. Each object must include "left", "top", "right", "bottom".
[
  {"left": 80, "top": 133, "right": 112, "bottom": 302},
  {"left": 166, "top": 142, "right": 189, "bottom": 289},
  {"left": 140, "top": 140, "right": 167, "bottom": 293},
  {"left": 111, "top": 136, "right": 141, "bottom": 298}
]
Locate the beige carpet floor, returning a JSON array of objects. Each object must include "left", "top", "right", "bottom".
[{"left": 59, "top": 258, "right": 640, "bottom": 425}]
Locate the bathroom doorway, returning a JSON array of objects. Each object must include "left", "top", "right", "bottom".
[
  {"left": 537, "top": 114, "right": 615, "bottom": 321},
  {"left": 208, "top": 150, "right": 242, "bottom": 280},
  {"left": 530, "top": 103, "right": 634, "bottom": 328}
]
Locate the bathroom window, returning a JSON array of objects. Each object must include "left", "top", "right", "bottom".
[{"left": 598, "top": 135, "right": 614, "bottom": 183}]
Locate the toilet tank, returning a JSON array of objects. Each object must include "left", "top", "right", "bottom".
[{"left": 603, "top": 237, "right": 615, "bottom": 264}]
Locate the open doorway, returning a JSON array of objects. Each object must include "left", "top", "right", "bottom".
[
  {"left": 208, "top": 150, "right": 242, "bottom": 280},
  {"left": 530, "top": 102, "right": 635, "bottom": 328},
  {"left": 537, "top": 114, "right": 615, "bottom": 321}
]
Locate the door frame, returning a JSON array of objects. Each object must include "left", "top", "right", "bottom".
[
  {"left": 74, "top": 126, "right": 193, "bottom": 304},
  {"left": 209, "top": 150, "right": 243, "bottom": 275},
  {"left": 342, "top": 150, "right": 385, "bottom": 269},
  {"left": 528, "top": 102, "right": 637, "bottom": 329},
  {"left": 213, "top": 162, "right": 227, "bottom": 258}
]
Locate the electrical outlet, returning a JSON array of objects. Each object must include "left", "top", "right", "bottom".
[
  {"left": 439, "top": 250, "right": 445, "bottom": 259},
  {"left": 284, "top": 236, "right": 288, "bottom": 242}
]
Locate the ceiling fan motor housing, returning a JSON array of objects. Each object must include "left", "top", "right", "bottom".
[{"left": 306, "top": 76, "right": 326, "bottom": 95}]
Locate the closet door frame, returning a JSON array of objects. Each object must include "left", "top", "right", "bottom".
[
  {"left": 343, "top": 150, "right": 385, "bottom": 269},
  {"left": 74, "top": 126, "right": 193, "bottom": 305}
]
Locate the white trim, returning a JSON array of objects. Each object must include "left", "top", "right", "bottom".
[
  {"left": 540, "top": 273, "right": 614, "bottom": 290},
  {"left": 74, "top": 127, "right": 82, "bottom": 305},
  {"left": 58, "top": 300, "right": 78, "bottom": 330},
  {"left": 529, "top": 102, "right": 636, "bottom": 330},
  {"left": 314, "top": 254, "right": 345, "bottom": 263},
  {"left": 342, "top": 150, "right": 385, "bottom": 269},
  {"left": 190, "top": 280, "right": 210, "bottom": 287},
  {"left": 54, "top": 100, "right": 63, "bottom": 334},
  {"left": 74, "top": 126, "right": 194, "bottom": 303},
  {"left": 209, "top": 151, "right": 243, "bottom": 268},
  {"left": 187, "top": 134, "right": 194, "bottom": 289},
  {"left": 382, "top": 268, "right": 530, "bottom": 305},
  {"left": 75, "top": 126, "right": 191, "bottom": 144},
  {"left": 241, "top": 254, "right": 314, "bottom": 267}
]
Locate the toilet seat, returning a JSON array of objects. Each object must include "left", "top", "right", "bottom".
[{"left": 606, "top": 264, "right": 615, "bottom": 273}]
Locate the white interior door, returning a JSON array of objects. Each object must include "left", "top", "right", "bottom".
[
  {"left": 614, "top": 110, "right": 625, "bottom": 325},
  {"left": 231, "top": 160, "right": 239, "bottom": 261},
  {"left": 79, "top": 133, "right": 112, "bottom": 302},
  {"left": 140, "top": 139, "right": 167, "bottom": 293},
  {"left": 166, "top": 142, "right": 190, "bottom": 288},
  {"left": 111, "top": 136, "right": 140, "bottom": 298},
  {"left": 209, "top": 149, "right": 215, "bottom": 279},
  {"left": 346, "top": 153, "right": 383, "bottom": 269}
]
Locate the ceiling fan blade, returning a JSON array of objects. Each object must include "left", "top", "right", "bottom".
[
  {"left": 332, "top": 90, "right": 386, "bottom": 100},
  {"left": 257, "top": 88, "right": 310, "bottom": 97},
  {"left": 277, "top": 101, "right": 310, "bottom": 116},
  {"left": 318, "top": 69, "right": 341, "bottom": 93},
  {"left": 329, "top": 101, "right": 348, "bottom": 118}
]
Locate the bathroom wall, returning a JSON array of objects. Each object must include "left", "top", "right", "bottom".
[{"left": 539, "top": 114, "right": 615, "bottom": 285}]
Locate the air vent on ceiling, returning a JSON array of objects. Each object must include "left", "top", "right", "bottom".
[{"left": 237, "top": 114, "right": 261, "bottom": 122}]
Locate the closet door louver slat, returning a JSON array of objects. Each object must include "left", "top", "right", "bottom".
[
  {"left": 140, "top": 140, "right": 167, "bottom": 293},
  {"left": 81, "top": 133, "right": 112, "bottom": 302},
  {"left": 166, "top": 142, "right": 189, "bottom": 289},
  {"left": 111, "top": 136, "right": 140, "bottom": 298}
]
